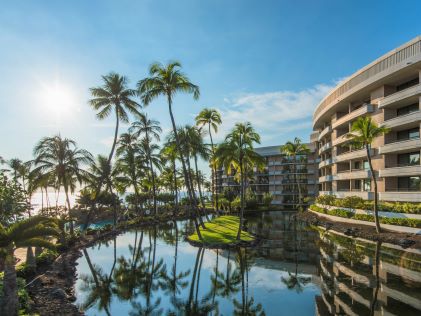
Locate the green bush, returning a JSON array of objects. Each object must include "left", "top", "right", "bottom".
[
  {"left": 310, "top": 204, "right": 421, "bottom": 228},
  {"left": 262, "top": 192, "right": 273, "bottom": 207},
  {"left": 0, "top": 273, "right": 30, "bottom": 314},
  {"left": 16, "top": 263, "right": 35, "bottom": 278},
  {"left": 36, "top": 249, "right": 59, "bottom": 265},
  {"left": 232, "top": 197, "right": 241, "bottom": 210},
  {"left": 316, "top": 195, "right": 421, "bottom": 214}
]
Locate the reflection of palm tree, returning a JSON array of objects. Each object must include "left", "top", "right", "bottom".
[
  {"left": 214, "top": 250, "right": 241, "bottom": 298},
  {"left": 370, "top": 241, "right": 382, "bottom": 316},
  {"left": 130, "top": 298, "right": 163, "bottom": 316},
  {"left": 171, "top": 247, "right": 216, "bottom": 315},
  {"left": 79, "top": 249, "right": 114, "bottom": 316},
  {"left": 233, "top": 297, "right": 266, "bottom": 316}
]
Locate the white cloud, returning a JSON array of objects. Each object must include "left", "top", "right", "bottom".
[{"left": 214, "top": 83, "right": 335, "bottom": 144}]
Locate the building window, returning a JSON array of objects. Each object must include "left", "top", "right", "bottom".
[
  {"left": 397, "top": 152, "right": 420, "bottom": 166},
  {"left": 363, "top": 179, "right": 371, "bottom": 191},
  {"left": 354, "top": 180, "right": 361, "bottom": 190},
  {"left": 397, "top": 128, "right": 420, "bottom": 141},
  {"left": 398, "top": 176, "right": 421, "bottom": 191},
  {"left": 396, "top": 77, "right": 419, "bottom": 92},
  {"left": 397, "top": 103, "right": 419, "bottom": 116}
]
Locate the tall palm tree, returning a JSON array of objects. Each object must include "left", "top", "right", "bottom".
[
  {"left": 345, "top": 116, "right": 390, "bottom": 233},
  {"left": 185, "top": 126, "right": 210, "bottom": 209},
  {"left": 116, "top": 132, "right": 146, "bottom": 214},
  {"left": 138, "top": 139, "right": 162, "bottom": 216},
  {"left": 195, "top": 108, "right": 222, "bottom": 210},
  {"left": 281, "top": 138, "right": 310, "bottom": 211},
  {"left": 89, "top": 73, "right": 141, "bottom": 165},
  {"left": 137, "top": 61, "right": 203, "bottom": 237},
  {"left": 0, "top": 216, "right": 58, "bottom": 316},
  {"left": 130, "top": 113, "right": 162, "bottom": 215},
  {"left": 160, "top": 141, "right": 180, "bottom": 215},
  {"left": 87, "top": 155, "right": 120, "bottom": 226},
  {"left": 33, "top": 135, "right": 93, "bottom": 234},
  {"left": 215, "top": 123, "right": 263, "bottom": 239}
]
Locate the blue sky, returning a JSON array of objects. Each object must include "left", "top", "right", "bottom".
[{"left": 1, "top": 0, "right": 421, "bottom": 167}]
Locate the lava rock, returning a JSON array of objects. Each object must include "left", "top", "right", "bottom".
[
  {"left": 398, "top": 238, "right": 415, "bottom": 248},
  {"left": 51, "top": 287, "right": 67, "bottom": 299}
]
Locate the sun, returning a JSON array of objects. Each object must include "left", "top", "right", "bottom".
[{"left": 39, "top": 82, "right": 75, "bottom": 118}]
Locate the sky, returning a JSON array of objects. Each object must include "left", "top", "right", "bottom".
[{"left": 1, "top": 0, "right": 421, "bottom": 172}]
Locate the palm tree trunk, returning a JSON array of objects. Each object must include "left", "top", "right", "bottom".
[
  {"left": 149, "top": 157, "right": 158, "bottom": 216},
  {"left": 167, "top": 95, "right": 204, "bottom": 236},
  {"left": 237, "top": 158, "right": 245, "bottom": 240},
  {"left": 185, "top": 153, "right": 206, "bottom": 226},
  {"left": 370, "top": 240, "right": 382, "bottom": 316},
  {"left": 3, "top": 247, "right": 18, "bottom": 316},
  {"left": 194, "top": 155, "right": 204, "bottom": 208},
  {"left": 366, "top": 145, "right": 381, "bottom": 233},
  {"left": 173, "top": 159, "right": 179, "bottom": 216},
  {"left": 64, "top": 184, "right": 74, "bottom": 235},
  {"left": 189, "top": 248, "right": 202, "bottom": 311},
  {"left": 208, "top": 124, "right": 219, "bottom": 213}
]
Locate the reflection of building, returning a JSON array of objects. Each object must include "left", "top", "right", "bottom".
[
  {"left": 247, "top": 211, "right": 319, "bottom": 265},
  {"left": 313, "top": 36, "right": 421, "bottom": 202},
  {"left": 216, "top": 144, "right": 319, "bottom": 208},
  {"left": 315, "top": 229, "right": 421, "bottom": 315}
]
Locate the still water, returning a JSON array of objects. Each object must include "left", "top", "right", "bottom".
[{"left": 74, "top": 212, "right": 421, "bottom": 315}]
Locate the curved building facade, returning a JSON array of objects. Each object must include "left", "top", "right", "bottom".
[{"left": 313, "top": 36, "right": 421, "bottom": 202}]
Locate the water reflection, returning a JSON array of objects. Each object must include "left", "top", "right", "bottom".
[{"left": 75, "top": 212, "right": 421, "bottom": 315}]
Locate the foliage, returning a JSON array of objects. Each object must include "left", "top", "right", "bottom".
[
  {"left": 0, "top": 274, "right": 30, "bottom": 315},
  {"left": 188, "top": 216, "right": 254, "bottom": 244},
  {"left": 0, "top": 174, "right": 29, "bottom": 225},
  {"left": 262, "top": 192, "right": 273, "bottom": 207},
  {"left": 315, "top": 195, "right": 421, "bottom": 214},
  {"left": 310, "top": 204, "right": 421, "bottom": 228},
  {"left": 245, "top": 189, "right": 258, "bottom": 210}
]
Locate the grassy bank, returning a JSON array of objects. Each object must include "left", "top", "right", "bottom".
[{"left": 188, "top": 215, "right": 254, "bottom": 245}]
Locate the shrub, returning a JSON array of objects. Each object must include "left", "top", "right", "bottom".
[
  {"left": 232, "top": 197, "right": 241, "bottom": 210},
  {"left": 262, "top": 192, "right": 273, "bottom": 207},
  {"left": 36, "top": 249, "right": 59, "bottom": 265},
  {"left": 316, "top": 195, "right": 336, "bottom": 207}
]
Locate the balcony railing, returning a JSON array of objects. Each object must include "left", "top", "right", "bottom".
[
  {"left": 332, "top": 104, "right": 374, "bottom": 129},
  {"left": 318, "top": 125, "right": 332, "bottom": 141},
  {"left": 378, "top": 84, "right": 421, "bottom": 109},
  {"left": 318, "top": 142, "right": 332, "bottom": 155},
  {"left": 379, "top": 138, "right": 421, "bottom": 154},
  {"left": 335, "top": 148, "right": 373, "bottom": 163},
  {"left": 381, "top": 110, "right": 421, "bottom": 129}
]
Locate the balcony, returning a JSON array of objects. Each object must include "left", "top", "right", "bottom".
[
  {"left": 318, "top": 125, "right": 332, "bottom": 141},
  {"left": 319, "top": 158, "right": 334, "bottom": 168},
  {"left": 269, "top": 180, "right": 282, "bottom": 185},
  {"left": 332, "top": 104, "right": 374, "bottom": 129},
  {"left": 379, "top": 191, "right": 421, "bottom": 202},
  {"left": 381, "top": 110, "right": 421, "bottom": 129},
  {"left": 379, "top": 138, "right": 421, "bottom": 154},
  {"left": 319, "top": 175, "right": 333, "bottom": 182},
  {"left": 318, "top": 142, "right": 332, "bottom": 155},
  {"left": 378, "top": 84, "right": 421, "bottom": 109},
  {"left": 334, "top": 169, "right": 371, "bottom": 180},
  {"left": 332, "top": 134, "right": 349, "bottom": 147},
  {"left": 379, "top": 164, "right": 421, "bottom": 177},
  {"left": 335, "top": 148, "right": 373, "bottom": 163}
]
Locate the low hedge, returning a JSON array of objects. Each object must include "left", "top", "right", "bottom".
[
  {"left": 309, "top": 204, "right": 421, "bottom": 228},
  {"left": 316, "top": 195, "right": 421, "bottom": 214}
]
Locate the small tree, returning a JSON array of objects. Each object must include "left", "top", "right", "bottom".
[{"left": 345, "top": 116, "right": 389, "bottom": 233}]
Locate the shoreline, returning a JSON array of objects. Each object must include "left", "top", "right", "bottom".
[{"left": 26, "top": 210, "right": 214, "bottom": 315}]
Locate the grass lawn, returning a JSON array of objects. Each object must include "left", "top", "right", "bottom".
[{"left": 188, "top": 215, "right": 254, "bottom": 245}]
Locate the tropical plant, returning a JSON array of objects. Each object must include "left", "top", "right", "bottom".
[
  {"left": 281, "top": 138, "right": 310, "bottom": 211},
  {"left": 215, "top": 122, "right": 263, "bottom": 239},
  {"left": 137, "top": 61, "right": 203, "bottom": 238},
  {"left": 0, "top": 174, "right": 29, "bottom": 225},
  {"left": 161, "top": 141, "right": 180, "bottom": 214},
  {"left": 0, "top": 216, "right": 58, "bottom": 316},
  {"left": 130, "top": 113, "right": 162, "bottom": 215},
  {"left": 33, "top": 135, "right": 93, "bottom": 234},
  {"left": 345, "top": 116, "right": 390, "bottom": 233},
  {"left": 195, "top": 108, "right": 222, "bottom": 210}
]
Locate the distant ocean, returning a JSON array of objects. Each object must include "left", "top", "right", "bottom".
[{"left": 30, "top": 192, "right": 77, "bottom": 213}]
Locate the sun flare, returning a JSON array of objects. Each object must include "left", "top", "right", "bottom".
[{"left": 39, "top": 82, "right": 75, "bottom": 117}]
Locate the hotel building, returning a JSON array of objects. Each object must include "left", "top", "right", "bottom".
[
  {"left": 215, "top": 143, "right": 319, "bottom": 208},
  {"left": 313, "top": 36, "right": 421, "bottom": 202}
]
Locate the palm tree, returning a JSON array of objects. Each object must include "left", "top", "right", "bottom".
[
  {"left": 138, "top": 139, "right": 162, "bottom": 216},
  {"left": 345, "top": 116, "right": 390, "bottom": 233},
  {"left": 281, "top": 138, "right": 310, "bottom": 211},
  {"left": 215, "top": 123, "right": 263, "bottom": 239},
  {"left": 185, "top": 125, "right": 210, "bottom": 209},
  {"left": 195, "top": 108, "right": 222, "bottom": 210},
  {"left": 116, "top": 132, "right": 146, "bottom": 215},
  {"left": 87, "top": 155, "right": 120, "bottom": 226},
  {"left": 0, "top": 216, "right": 58, "bottom": 316},
  {"left": 33, "top": 135, "right": 93, "bottom": 234},
  {"left": 130, "top": 113, "right": 162, "bottom": 215},
  {"left": 159, "top": 142, "right": 180, "bottom": 215},
  {"left": 89, "top": 72, "right": 141, "bottom": 165},
  {"left": 137, "top": 61, "right": 203, "bottom": 235}
]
